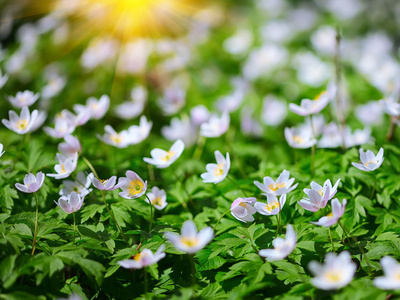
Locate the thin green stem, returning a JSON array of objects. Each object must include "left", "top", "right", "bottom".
[
  {"left": 370, "top": 173, "right": 377, "bottom": 199},
  {"left": 275, "top": 197, "right": 282, "bottom": 239},
  {"left": 73, "top": 211, "right": 76, "bottom": 243},
  {"left": 31, "top": 192, "right": 39, "bottom": 256},
  {"left": 145, "top": 195, "right": 153, "bottom": 233},
  {"left": 329, "top": 227, "right": 335, "bottom": 252},
  {"left": 82, "top": 156, "right": 99, "bottom": 179},
  {"left": 193, "top": 136, "right": 206, "bottom": 160},
  {"left": 189, "top": 254, "right": 197, "bottom": 286},
  {"left": 227, "top": 175, "right": 247, "bottom": 197},
  {"left": 309, "top": 115, "right": 316, "bottom": 177},
  {"left": 213, "top": 208, "right": 230, "bottom": 232}
]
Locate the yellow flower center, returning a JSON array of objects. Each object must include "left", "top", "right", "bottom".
[
  {"left": 181, "top": 237, "right": 199, "bottom": 247},
  {"left": 293, "top": 135, "right": 304, "bottom": 144},
  {"left": 152, "top": 197, "right": 163, "bottom": 206},
  {"left": 326, "top": 212, "right": 334, "bottom": 219},
  {"left": 110, "top": 134, "right": 122, "bottom": 144},
  {"left": 239, "top": 202, "right": 247, "bottom": 207},
  {"left": 128, "top": 180, "right": 144, "bottom": 195},
  {"left": 324, "top": 271, "right": 342, "bottom": 282},
  {"left": 60, "top": 164, "right": 66, "bottom": 174},
  {"left": 213, "top": 163, "right": 224, "bottom": 176},
  {"left": 100, "top": 178, "right": 109, "bottom": 185},
  {"left": 16, "top": 119, "right": 28, "bottom": 130},
  {"left": 314, "top": 90, "right": 327, "bottom": 101},
  {"left": 134, "top": 253, "right": 142, "bottom": 261},
  {"left": 365, "top": 161, "right": 374, "bottom": 167},
  {"left": 268, "top": 182, "right": 285, "bottom": 192},
  {"left": 160, "top": 151, "right": 175, "bottom": 162},
  {"left": 264, "top": 200, "right": 280, "bottom": 212},
  {"left": 318, "top": 189, "right": 323, "bottom": 196}
]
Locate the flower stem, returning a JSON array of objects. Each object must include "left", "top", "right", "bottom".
[
  {"left": 101, "top": 190, "right": 129, "bottom": 246},
  {"left": 275, "top": 198, "right": 282, "bottom": 239},
  {"left": 73, "top": 211, "right": 76, "bottom": 243},
  {"left": 213, "top": 208, "right": 230, "bottom": 232},
  {"left": 82, "top": 156, "right": 99, "bottom": 179},
  {"left": 145, "top": 195, "right": 153, "bottom": 233},
  {"left": 31, "top": 192, "right": 39, "bottom": 256},
  {"left": 309, "top": 115, "right": 316, "bottom": 177},
  {"left": 227, "top": 175, "right": 247, "bottom": 197},
  {"left": 370, "top": 172, "right": 377, "bottom": 199},
  {"left": 189, "top": 254, "right": 197, "bottom": 286},
  {"left": 193, "top": 136, "right": 206, "bottom": 160},
  {"left": 329, "top": 227, "right": 335, "bottom": 252}
]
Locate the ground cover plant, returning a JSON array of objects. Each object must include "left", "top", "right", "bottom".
[{"left": 1, "top": 0, "right": 400, "bottom": 299}]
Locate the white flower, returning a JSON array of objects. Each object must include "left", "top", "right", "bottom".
[
  {"left": 47, "top": 153, "right": 78, "bottom": 179},
  {"left": 200, "top": 111, "right": 230, "bottom": 138},
  {"left": 54, "top": 192, "right": 85, "bottom": 214},
  {"left": 223, "top": 28, "right": 253, "bottom": 55},
  {"left": 355, "top": 101, "right": 383, "bottom": 125},
  {"left": 289, "top": 82, "right": 336, "bottom": 116},
  {"left": 0, "top": 68, "right": 8, "bottom": 88},
  {"left": 145, "top": 186, "right": 168, "bottom": 210},
  {"left": 259, "top": 224, "right": 296, "bottom": 261},
  {"left": 344, "top": 127, "right": 373, "bottom": 148},
  {"left": 8, "top": 90, "right": 39, "bottom": 108},
  {"left": 311, "top": 26, "right": 337, "bottom": 56},
  {"left": 15, "top": 172, "right": 45, "bottom": 193},
  {"left": 75, "top": 95, "right": 110, "bottom": 120},
  {"left": 62, "top": 109, "right": 91, "bottom": 127},
  {"left": 190, "top": 105, "right": 210, "bottom": 126},
  {"left": 97, "top": 125, "right": 131, "bottom": 148},
  {"left": 127, "top": 115, "right": 152, "bottom": 145},
  {"left": 43, "top": 117, "right": 75, "bottom": 138},
  {"left": 119, "top": 170, "right": 147, "bottom": 199},
  {"left": 201, "top": 151, "right": 230, "bottom": 184},
  {"left": 311, "top": 198, "right": 347, "bottom": 227},
  {"left": 92, "top": 175, "right": 126, "bottom": 191},
  {"left": 254, "top": 170, "right": 298, "bottom": 196},
  {"left": 0, "top": 143, "right": 4, "bottom": 157},
  {"left": 374, "top": 256, "right": 400, "bottom": 290},
  {"left": 164, "top": 220, "right": 214, "bottom": 254},
  {"left": 379, "top": 97, "right": 400, "bottom": 117},
  {"left": 118, "top": 245, "right": 166, "bottom": 269},
  {"left": 309, "top": 251, "right": 356, "bottom": 290},
  {"left": 254, "top": 194, "right": 286, "bottom": 216},
  {"left": 216, "top": 90, "right": 245, "bottom": 113},
  {"left": 284, "top": 127, "right": 317, "bottom": 149},
  {"left": 30, "top": 111, "right": 47, "bottom": 132},
  {"left": 41, "top": 76, "right": 66, "bottom": 99},
  {"left": 317, "top": 123, "right": 343, "bottom": 148},
  {"left": 143, "top": 139, "right": 185, "bottom": 169},
  {"left": 161, "top": 116, "right": 198, "bottom": 147},
  {"left": 299, "top": 179, "right": 340, "bottom": 212},
  {"left": 58, "top": 135, "right": 81, "bottom": 157},
  {"left": 60, "top": 172, "right": 93, "bottom": 198},
  {"left": 2, "top": 106, "right": 39, "bottom": 134},
  {"left": 114, "top": 86, "right": 147, "bottom": 120},
  {"left": 261, "top": 96, "right": 287, "bottom": 126},
  {"left": 158, "top": 87, "right": 186, "bottom": 116},
  {"left": 230, "top": 197, "right": 257, "bottom": 223},
  {"left": 352, "top": 147, "right": 384, "bottom": 171},
  {"left": 241, "top": 108, "right": 263, "bottom": 137}
]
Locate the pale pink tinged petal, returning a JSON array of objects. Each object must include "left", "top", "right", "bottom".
[
  {"left": 262, "top": 176, "right": 274, "bottom": 187},
  {"left": 279, "top": 194, "right": 287, "bottom": 207},
  {"left": 243, "top": 197, "right": 256, "bottom": 205},
  {"left": 28, "top": 182, "right": 39, "bottom": 192},
  {"left": 125, "top": 170, "right": 139, "bottom": 180},
  {"left": 9, "top": 110, "right": 19, "bottom": 123},
  {"left": 143, "top": 157, "right": 156, "bottom": 165},
  {"left": 119, "top": 191, "right": 132, "bottom": 199},
  {"left": 20, "top": 106, "right": 30, "bottom": 121},
  {"left": 58, "top": 198, "right": 72, "bottom": 213},
  {"left": 272, "top": 237, "right": 286, "bottom": 249},
  {"left": 285, "top": 224, "right": 296, "bottom": 243},
  {"left": 308, "top": 190, "right": 323, "bottom": 206},
  {"left": 286, "top": 177, "right": 295, "bottom": 188},
  {"left": 214, "top": 150, "right": 225, "bottom": 165},
  {"left": 104, "top": 176, "right": 117, "bottom": 189},
  {"left": 114, "top": 178, "right": 127, "bottom": 189},
  {"left": 164, "top": 232, "right": 181, "bottom": 245},
  {"left": 36, "top": 172, "right": 45, "bottom": 187},
  {"left": 310, "top": 181, "right": 322, "bottom": 191},
  {"left": 254, "top": 181, "right": 268, "bottom": 193},
  {"left": 259, "top": 249, "right": 277, "bottom": 258},
  {"left": 376, "top": 147, "right": 384, "bottom": 162},
  {"left": 15, "top": 183, "right": 29, "bottom": 193},
  {"left": 298, "top": 200, "right": 319, "bottom": 212},
  {"left": 352, "top": 162, "right": 369, "bottom": 171},
  {"left": 289, "top": 103, "right": 307, "bottom": 116},
  {"left": 231, "top": 206, "right": 248, "bottom": 218},
  {"left": 321, "top": 185, "right": 331, "bottom": 207},
  {"left": 92, "top": 178, "right": 105, "bottom": 190},
  {"left": 69, "top": 192, "right": 80, "bottom": 209},
  {"left": 2, "top": 119, "right": 12, "bottom": 131},
  {"left": 24, "top": 173, "right": 36, "bottom": 185},
  {"left": 331, "top": 199, "right": 342, "bottom": 216},
  {"left": 197, "top": 227, "right": 214, "bottom": 246},
  {"left": 245, "top": 203, "right": 257, "bottom": 215},
  {"left": 286, "top": 183, "right": 298, "bottom": 193},
  {"left": 118, "top": 260, "right": 142, "bottom": 269},
  {"left": 374, "top": 277, "right": 400, "bottom": 290},
  {"left": 277, "top": 170, "right": 289, "bottom": 183},
  {"left": 181, "top": 220, "right": 198, "bottom": 238},
  {"left": 359, "top": 148, "right": 366, "bottom": 163}
]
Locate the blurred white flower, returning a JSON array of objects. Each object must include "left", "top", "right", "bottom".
[
  {"left": 343, "top": 126, "right": 373, "bottom": 148},
  {"left": 161, "top": 115, "right": 197, "bottom": 147},
  {"left": 299, "top": 179, "right": 340, "bottom": 212},
  {"left": 81, "top": 38, "right": 117, "bottom": 70},
  {"left": 201, "top": 150, "right": 230, "bottom": 184},
  {"left": 118, "top": 245, "right": 166, "bottom": 269},
  {"left": 240, "top": 108, "right": 263, "bottom": 137},
  {"left": 231, "top": 197, "right": 257, "bottom": 223},
  {"left": 60, "top": 172, "right": 93, "bottom": 198},
  {"left": 262, "top": 96, "right": 287, "bottom": 126},
  {"left": 97, "top": 125, "right": 131, "bottom": 149},
  {"left": 223, "top": 28, "right": 253, "bottom": 55},
  {"left": 356, "top": 101, "right": 383, "bottom": 125},
  {"left": 254, "top": 194, "right": 286, "bottom": 216},
  {"left": 284, "top": 127, "right": 317, "bottom": 149},
  {"left": 216, "top": 90, "right": 245, "bottom": 113},
  {"left": 164, "top": 220, "right": 213, "bottom": 254},
  {"left": 114, "top": 86, "right": 147, "bottom": 120},
  {"left": 379, "top": 97, "right": 400, "bottom": 117},
  {"left": 352, "top": 147, "right": 384, "bottom": 171},
  {"left": 15, "top": 172, "right": 45, "bottom": 193},
  {"left": 8, "top": 90, "right": 39, "bottom": 108},
  {"left": 0, "top": 143, "right": 4, "bottom": 157},
  {"left": 145, "top": 186, "right": 168, "bottom": 210},
  {"left": 76, "top": 95, "right": 110, "bottom": 120},
  {"left": 374, "top": 256, "right": 400, "bottom": 290},
  {"left": 260, "top": 20, "right": 293, "bottom": 44},
  {"left": 58, "top": 135, "right": 81, "bottom": 157},
  {"left": 0, "top": 68, "right": 8, "bottom": 88},
  {"left": 311, "top": 26, "right": 337, "bottom": 56},
  {"left": 158, "top": 87, "right": 186, "bottom": 116},
  {"left": 144, "top": 139, "right": 185, "bottom": 168},
  {"left": 293, "top": 52, "right": 331, "bottom": 87},
  {"left": 259, "top": 224, "right": 296, "bottom": 261},
  {"left": 41, "top": 76, "right": 66, "bottom": 99},
  {"left": 190, "top": 105, "right": 210, "bottom": 126},
  {"left": 43, "top": 117, "right": 75, "bottom": 138},
  {"left": 322, "top": 0, "right": 363, "bottom": 20},
  {"left": 117, "top": 39, "right": 152, "bottom": 74},
  {"left": 2, "top": 106, "right": 38, "bottom": 134},
  {"left": 317, "top": 123, "right": 343, "bottom": 149},
  {"left": 309, "top": 251, "right": 356, "bottom": 290},
  {"left": 311, "top": 198, "right": 347, "bottom": 227},
  {"left": 254, "top": 170, "right": 298, "bottom": 196},
  {"left": 200, "top": 111, "right": 230, "bottom": 138},
  {"left": 30, "top": 111, "right": 47, "bottom": 132}
]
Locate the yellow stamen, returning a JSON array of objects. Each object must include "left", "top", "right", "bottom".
[
  {"left": 181, "top": 237, "right": 199, "bottom": 247},
  {"left": 268, "top": 182, "right": 285, "bottom": 192},
  {"left": 100, "top": 178, "right": 109, "bottom": 185},
  {"left": 264, "top": 200, "right": 280, "bottom": 212},
  {"left": 134, "top": 253, "right": 142, "bottom": 261},
  {"left": 326, "top": 212, "right": 334, "bottom": 219},
  {"left": 152, "top": 197, "right": 163, "bottom": 206},
  {"left": 160, "top": 151, "right": 175, "bottom": 162},
  {"left": 213, "top": 163, "right": 224, "bottom": 176},
  {"left": 239, "top": 202, "right": 246, "bottom": 207},
  {"left": 314, "top": 90, "right": 327, "bottom": 101},
  {"left": 293, "top": 135, "right": 304, "bottom": 144},
  {"left": 128, "top": 179, "right": 144, "bottom": 195},
  {"left": 60, "top": 164, "right": 66, "bottom": 174},
  {"left": 324, "top": 271, "right": 342, "bottom": 282},
  {"left": 16, "top": 119, "right": 28, "bottom": 130},
  {"left": 318, "top": 189, "right": 323, "bottom": 196},
  {"left": 110, "top": 134, "right": 122, "bottom": 144}
]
